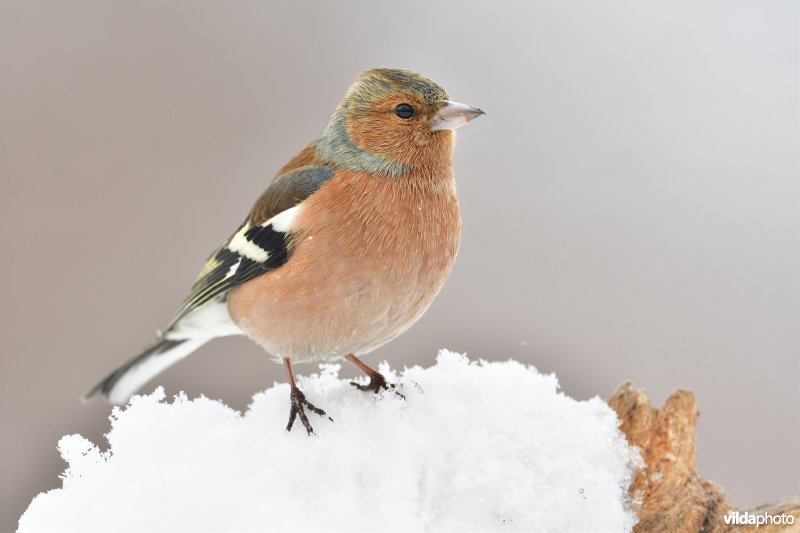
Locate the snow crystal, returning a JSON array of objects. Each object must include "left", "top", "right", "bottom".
[{"left": 18, "top": 351, "right": 639, "bottom": 533}]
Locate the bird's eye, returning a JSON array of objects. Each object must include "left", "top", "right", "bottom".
[{"left": 395, "top": 103, "right": 414, "bottom": 119}]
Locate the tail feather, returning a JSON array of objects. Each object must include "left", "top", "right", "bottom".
[{"left": 83, "top": 337, "right": 210, "bottom": 405}]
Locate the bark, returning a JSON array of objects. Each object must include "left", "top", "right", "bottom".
[{"left": 607, "top": 382, "right": 799, "bottom": 532}]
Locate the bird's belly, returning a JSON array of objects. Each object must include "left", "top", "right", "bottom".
[{"left": 227, "top": 247, "right": 455, "bottom": 363}]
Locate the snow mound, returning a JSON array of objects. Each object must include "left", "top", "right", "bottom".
[{"left": 19, "top": 351, "right": 639, "bottom": 533}]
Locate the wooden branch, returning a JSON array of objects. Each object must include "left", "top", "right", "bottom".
[{"left": 607, "top": 382, "right": 799, "bottom": 532}]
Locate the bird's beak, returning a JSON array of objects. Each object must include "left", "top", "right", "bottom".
[{"left": 431, "top": 100, "right": 486, "bottom": 131}]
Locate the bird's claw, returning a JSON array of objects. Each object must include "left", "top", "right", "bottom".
[
  {"left": 286, "top": 387, "right": 332, "bottom": 435},
  {"left": 350, "top": 373, "right": 405, "bottom": 400}
]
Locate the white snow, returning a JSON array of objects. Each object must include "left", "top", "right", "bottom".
[{"left": 18, "top": 351, "right": 640, "bottom": 533}]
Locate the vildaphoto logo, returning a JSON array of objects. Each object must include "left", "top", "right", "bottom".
[{"left": 724, "top": 511, "right": 795, "bottom": 527}]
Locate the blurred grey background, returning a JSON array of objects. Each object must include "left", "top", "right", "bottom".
[{"left": 1, "top": 0, "right": 797, "bottom": 530}]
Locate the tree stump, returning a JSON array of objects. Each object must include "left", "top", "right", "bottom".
[{"left": 607, "top": 382, "right": 799, "bottom": 532}]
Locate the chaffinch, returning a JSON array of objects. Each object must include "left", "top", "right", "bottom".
[{"left": 85, "top": 68, "right": 484, "bottom": 434}]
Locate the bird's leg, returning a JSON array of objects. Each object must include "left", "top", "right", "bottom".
[
  {"left": 284, "top": 357, "right": 331, "bottom": 435},
  {"left": 345, "top": 354, "right": 404, "bottom": 399}
]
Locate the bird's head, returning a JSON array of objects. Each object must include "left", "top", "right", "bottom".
[{"left": 316, "top": 68, "right": 484, "bottom": 177}]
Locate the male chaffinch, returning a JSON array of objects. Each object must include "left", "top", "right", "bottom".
[{"left": 85, "top": 68, "right": 484, "bottom": 434}]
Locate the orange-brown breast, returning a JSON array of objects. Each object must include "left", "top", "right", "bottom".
[{"left": 227, "top": 166, "right": 461, "bottom": 363}]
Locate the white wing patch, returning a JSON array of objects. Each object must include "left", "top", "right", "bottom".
[
  {"left": 265, "top": 205, "right": 300, "bottom": 232},
  {"left": 226, "top": 205, "right": 301, "bottom": 263},
  {"left": 228, "top": 223, "right": 270, "bottom": 262}
]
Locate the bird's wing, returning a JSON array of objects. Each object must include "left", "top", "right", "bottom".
[{"left": 164, "top": 164, "right": 334, "bottom": 332}]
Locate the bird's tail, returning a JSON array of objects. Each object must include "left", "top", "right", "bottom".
[{"left": 83, "top": 336, "right": 210, "bottom": 405}]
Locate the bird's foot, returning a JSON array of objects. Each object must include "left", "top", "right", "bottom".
[
  {"left": 286, "top": 387, "right": 332, "bottom": 435},
  {"left": 350, "top": 372, "right": 405, "bottom": 399}
]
